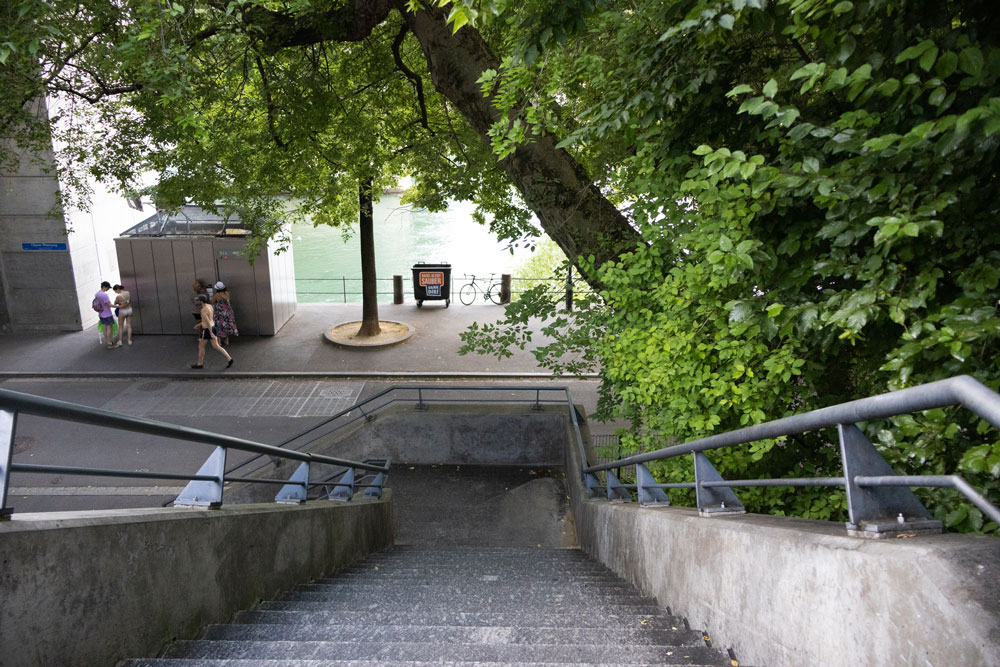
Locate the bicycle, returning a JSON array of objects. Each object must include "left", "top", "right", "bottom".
[{"left": 459, "top": 273, "right": 504, "bottom": 305}]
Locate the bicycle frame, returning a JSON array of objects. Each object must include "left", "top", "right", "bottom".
[{"left": 459, "top": 274, "right": 502, "bottom": 305}]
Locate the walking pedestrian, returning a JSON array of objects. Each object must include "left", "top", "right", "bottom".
[
  {"left": 191, "top": 279, "right": 209, "bottom": 329},
  {"left": 191, "top": 294, "right": 233, "bottom": 369},
  {"left": 112, "top": 284, "right": 133, "bottom": 346},
  {"left": 212, "top": 281, "right": 238, "bottom": 346},
  {"left": 93, "top": 281, "right": 118, "bottom": 349}
]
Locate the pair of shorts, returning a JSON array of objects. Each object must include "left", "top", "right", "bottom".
[
  {"left": 100, "top": 316, "right": 114, "bottom": 326},
  {"left": 118, "top": 308, "right": 133, "bottom": 316},
  {"left": 199, "top": 328, "right": 213, "bottom": 340}
]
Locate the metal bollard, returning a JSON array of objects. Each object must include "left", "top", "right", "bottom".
[
  {"left": 500, "top": 274, "right": 511, "bottom": 304},
  {"left": 565, "top": 266, "right": 573, "bottom": 311},
  {"left": 393, "top": 275, "right": 403, "bottom": 304}
]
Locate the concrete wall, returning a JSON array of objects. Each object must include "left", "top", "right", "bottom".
[
  {"left": 0, "top": 497, "right": 394, "bottom": 667},
  {"left": 224, "top": 404, "right": 570, "bottom": 506},
  {"left": 0, "top": 97, "right": 145, "bottom": 332},
  {"left": 563, "top": 425, "right": 1000, "bottom": 666},
  {"left": 318, "top": 404, "right": 568, "bottom": 466},
  {"left": 0, "top": 101, "right": 79, "bottom": 332}
]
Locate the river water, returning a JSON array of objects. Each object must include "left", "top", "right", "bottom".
[{"left": 291, "top": 195, "right": 539, "bottom": 303}]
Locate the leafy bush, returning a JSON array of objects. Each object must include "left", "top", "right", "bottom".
[{"left": 462, "top": 0, "right": 1000, "bottom": 533}]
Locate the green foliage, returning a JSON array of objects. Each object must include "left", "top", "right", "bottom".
[
  {"left": 461, "top": 0, "right": 1000, "bottom": 532},
  {"left": 512, "top": 236, "right": 571, "bottom": 295},
  {"left": 0, "top": 0, "right": 538, "bottom": 252}
]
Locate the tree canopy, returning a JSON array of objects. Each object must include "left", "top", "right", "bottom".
[
  {"left": 459, "top": 0, "right": 1000, "bottom": 532},
  {"left": 0, "top": 0, "right": 639, "bottom": 269}
]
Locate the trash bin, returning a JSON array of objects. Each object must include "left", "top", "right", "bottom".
[{"left": 412, "top": 263, "right": 451, "bottom": 308}]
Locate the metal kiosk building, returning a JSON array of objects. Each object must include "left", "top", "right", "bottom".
[{"left": 114, "top": 206, "right": 296, "bottom": 335}]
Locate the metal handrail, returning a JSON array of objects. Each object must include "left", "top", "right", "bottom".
[
  {"left": 0, "top": 388, "right": 389, "bottom": 517},
  {"left": 582, "top": 375, "right": 1000, "bottom": 532},
  {"left": 295, "top": 275, "right": 595, "bottom": 303},
  {"left": 1, "top": 385, "right": 578, "bottom": 517}
]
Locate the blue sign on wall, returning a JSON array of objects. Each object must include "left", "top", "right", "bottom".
[{"left": 22, "top": 242, "right": 68, "bottom": 251}]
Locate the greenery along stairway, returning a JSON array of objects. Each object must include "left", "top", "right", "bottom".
[{"left": 122, "top": 546, "right": 735, "bottom": 666}]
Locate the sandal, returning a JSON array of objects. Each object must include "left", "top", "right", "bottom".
[{"left": 190, "top": 364, "right": 203, "bottom": 369}]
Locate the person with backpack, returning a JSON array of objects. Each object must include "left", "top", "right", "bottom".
[{"left": 92, "top": 281, "right": 118, "bottom": 349}]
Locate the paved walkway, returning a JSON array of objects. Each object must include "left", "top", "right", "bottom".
[
  {"left": 0, "top": 303, "right": 615, "bottom": 515},
  {"left": 0, "top": 303, "right": 583, "bottom": 376}
]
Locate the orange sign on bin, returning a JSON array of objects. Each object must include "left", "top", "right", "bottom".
[{"left": 419, "top": 272, "right": 444, "bottom": 286}]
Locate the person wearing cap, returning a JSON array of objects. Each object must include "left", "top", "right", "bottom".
[
  {"left": 211, "top": 281, "right": 238, "bottom": 346},
  {"left": 191, "top": 279, "right": 210, "bottom": 329},
  {"left": 192, "top": 293, "right": 233, "bottom": 369}
]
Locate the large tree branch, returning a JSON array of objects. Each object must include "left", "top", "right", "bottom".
[
  {"left": 236, "top": 0, "right": 642, "bottom": 282},
  {"left": 243, "top": 0, "right": 393, "bottom": 49},
  {"left": 253, "top": 55, "right": 288, "bottom": 149},
  {"left": 391, "top": 24, "right": 433, "bottom": 134}
]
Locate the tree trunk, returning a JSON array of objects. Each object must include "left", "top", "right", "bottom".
[
  {"left": 400, "top": 4, "right": 641, "bottom": 281},
  {"left": 254, "top": 1, "right": 642, "bottom": 287},
  {"left": 356, "top": 177, "right": 381, "bottom": 337}
]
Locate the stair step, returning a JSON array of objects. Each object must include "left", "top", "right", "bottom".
[
  {"left": 292, "top": 583, "right": 637, "bottom": 599},
  {"left": 323, "top": 574, "right": 625, "bottom": 585},
  {"left": 121, "top": 547, "right": 737, "bottom": 667},
  {"left": 126, "top": 660, "right": 689, "bottom": 667},
  {"left": 366, "top": 544, "right": 590, "bottom": 559},
  {"left": 257, "top": 599, "right": 667, "bottom": 615},
  {"left": 161, "top": 640, "right": 730, "bottom": 664},
  {"left": 273, "top": 593, "right": 661, "bottom": 611},
  {"left": 302, "top": 580, "right": 632, "bottom": 591},
  {"left": 236, "top": 609, "right": 682, "bottom": 629},
  {"left": 332, "top": 569, "right": 617, "bottom": 579},
  {"left": 200, "top": 623, "right": 705, "bottom": 646},
  {"left": 345, "top": 553, "right": 610, "bottom": 562},
  {"left": 354, "top": 554, "right": 600, "bottom": 563}
]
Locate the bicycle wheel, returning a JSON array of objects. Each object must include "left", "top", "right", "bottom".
[
  {"left": 486, "top": 283, "right": 504, "bottom": 305},
  {"left": 459, "top": 284, "right": 477, "bottom": 305}
]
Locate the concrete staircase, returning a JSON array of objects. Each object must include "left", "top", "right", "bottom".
[{"left": 122, "top": 546, "right": 734, "bottom": 666}]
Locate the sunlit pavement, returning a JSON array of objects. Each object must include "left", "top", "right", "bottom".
[
  {"left": 1, "top": 303, "right": 614, "bottom": 514},
  {"left": 0, "top": 303, "right": 585, "bottom": 376}
]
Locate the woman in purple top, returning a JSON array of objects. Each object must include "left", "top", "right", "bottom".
[{"left": 95, "top": 281, "right": 117, "bottom": 349}]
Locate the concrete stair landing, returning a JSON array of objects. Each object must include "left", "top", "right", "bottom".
[{"left": 121, "top": 546, "right": 734, "bottom": 666}]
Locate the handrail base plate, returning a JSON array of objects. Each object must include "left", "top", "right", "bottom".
[
  {"left": 699, "top": 506, "right": 747, "bottom": 518},
  {"left": 847, "top": 518, "right": 942, "bottom": 539}
]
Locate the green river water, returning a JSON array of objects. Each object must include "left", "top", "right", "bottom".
[{"left": 291, "top": 195, "right": 539, "bottom": 303}]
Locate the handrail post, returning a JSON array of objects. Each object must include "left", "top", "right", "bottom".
[
  {"left": 694, "top": 452, "right": 745, "bottom": 516},
  {"left": 363, "top": 471, "right": 387, "bottom": 499},
  {"left": 532, "top": 389, "right": 542, "bottom": 411},
  {"left": 328, "top": 467, "right": 355, "bottom": 501},
  {"left": 838, "top": 424, "right": 941, "bottom": 537},
  {"left": 605, "top": 469, "right": 632, "bottom": 502},
  {"left": 275, "top": 461, "right": 310, "bottom": 504},
  {"left": 415, "top": 388, "right": 428, "bottom": 411},
  {"left": 1, "top": 409, "right": 17, "bottom": 520},
  {"left": 174, "top": 446, "right": 227, "bottom": 508},
  {"left": 637, "top": 464, "right": 670, "bottom": 507},
  {"left": 584, "top": 472, "right": 604, "bottom": 498}
]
